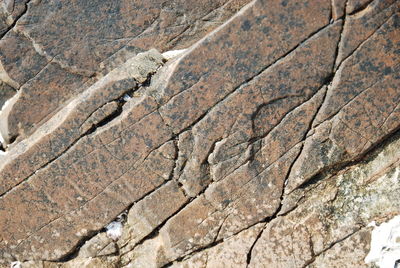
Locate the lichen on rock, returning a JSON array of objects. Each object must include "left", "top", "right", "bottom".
[{"left": 0, "top": 0, "right": 399, "bottom": 267}]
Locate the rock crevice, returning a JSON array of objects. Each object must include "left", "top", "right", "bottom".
[{"left": 0, "top": 0, "right": 399, "bottom": 267}]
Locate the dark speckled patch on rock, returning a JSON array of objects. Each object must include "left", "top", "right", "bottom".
[
  {"left": 157, "top": 0, "right": 331, "bottom": 133},
  {"left": 0, "top": 81, "right": 15, "bottom": 107},
  {"left": 0, "top": 0, "right": 399, "bottom": 266},
  {"left": 0, "top": 49, "right": 163, "bottom": 198},
  {"left": 286, "top": 13, "right": 400, "bottom": 193},
  {"left": 0, "top": 0, "right": 252, "bottom": 141},
  {"left": 336, "top": 0, "right": 399, "bottom": 67}
]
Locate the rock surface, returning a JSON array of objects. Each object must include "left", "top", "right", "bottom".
[
  {"left": 0, "top": 0, "right": 251, "bottom": 141},
  {"left": 0, "top": 0, "right": 399, "bottom": 267}
]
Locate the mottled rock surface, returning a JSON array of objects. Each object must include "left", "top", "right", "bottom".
[
  {"left": 0, "top": 0, "right": 251, "bottom": 141},
  {"left": 0, "top": 0, "right": 399, "bottom": 267}
]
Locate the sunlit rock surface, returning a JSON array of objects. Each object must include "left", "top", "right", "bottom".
[{"left": 0, "top": 0, "right": 399, "bottom": 267}]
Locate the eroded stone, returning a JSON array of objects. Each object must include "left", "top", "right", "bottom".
[
  {"left": 287, "top": 13, "right": 400, "bottom": 193},
  {"left": 0, "top": 0, "right": 399, "bottom": 266},
  {"left": 0, "top": 0, "right": 252, "bottom": 140},
  {"left": 0, "top": 80, "right": 15, "bottom": 107},
  {"left": 250, "top": 131, "right": 400, "bottom": 267}
]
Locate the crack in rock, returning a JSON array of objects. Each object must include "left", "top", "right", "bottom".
[{"left": 1, "top": 0, "right": 399, "bottom": 267}]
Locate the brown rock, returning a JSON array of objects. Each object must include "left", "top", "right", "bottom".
[
  {"left": 0, "top": 0, "right": 29, "bottom": 37},
  {"left": 0, "top": 0, "right": 399, "bottom": 267},
  {"left": 3, "top": 136, "right": 176, "bottom": 261},
  {"left": 287, "top": 13, "right": 400, "bottom": 192},
  {"left": 156, "top": 0, "right": 332, "bottom": 133},
  {"left": 0, "top": 0, "right": 251, "bottom": 140},
  {"left": 78, "top": 232, "right": 116, "bottom": 258},
  {"left": 6, "top": 62, "right": 87, "bottom": 140},
  {"left": 0, "top": 80, "right": 15, "bottom": 108},
  {"left": 59, "top": 257, "right": 120, "bottom": 268},
  {"left": 0, "top": 49, "right": 163, "bottom": 195},
  {"left": 332, "top": 0, "right": 347, "bottom": 20},
  {"left": 118, "top": 2, "right": 339, "bottom": 261},
  {"left": 158, "top": 0, "right": 335, "bottom": 197},
  {"left": 249, "top": 132, "right": 400, "bottom": 267},
  {"left": 308, "top": 228, "right": 371, "bottom": 268},
  {"left": 0, "top": 29, "right": 48, "bottom": 88},
  {"left": 336, "top": 0, "right": 399, "bottom": 68},
  {"left": 347, "top": 0, "right": 374, "bottom": 14},
  {"left": 171, "top": 223, "right": 264, "bottom": 268},
  {"left": 118, "top": 181, "right": 188, "bottom": 255}
]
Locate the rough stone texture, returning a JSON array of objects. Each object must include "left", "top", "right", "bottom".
[
  {"left": 0, "top": 49, "right": 164, "bottom": 193},
  {"left": 336, "top": 0, "right": 399, "bottom": 68},
  {"left": 117, "top": 180, "right": 189, "bottom": 256},
  {"left": 170, "top": 223, "right": 265, "bottom": 268},
  {"left": 0, "top": 0, "right": 251, "bottom": 141},
  {"left": 347, "top": 0, "right": 374, "bottom": 14},
  {"left": 249, "top": 130, "right": 400, "bottom": 268},
  {"left": 0, "top": 79, "right": 14, "bottom": 107},
  {"left": 286, "top": 11, "right": 400, "bottom": 194},
  {"left": 0, "top": 0, "right": 30, "bottom": 37},
  {"left": 308, "top": 229, "right": 371, "bottom": 268},
  {"left": 0, "top": 0, "right": 399, "bottom": 267},
  {"left": 77, "top": 232, "right": 117, "bottom": 258}
]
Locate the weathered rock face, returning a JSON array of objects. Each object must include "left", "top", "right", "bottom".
[
  {"left": 0, "top": 0, "right": 399, "bottom": 267},
  {"left": 0, "top": 0, "right": 251, "bottom": 143}
]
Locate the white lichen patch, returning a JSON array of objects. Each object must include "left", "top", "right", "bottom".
[
  {"left": 0, "top": 91, "right": 20, "bottom": 148},
  {"left": 0, "top": 98, "right": 10, "bottom": 145},
  {"left": 106, "top": 221, "right": 123, "bottom": 241},
  {"left": 10, "top": 261, "right": 21, "bottom": 268},
  {"left": 365, "top": 215, "right": 400, "bottom": 268}
]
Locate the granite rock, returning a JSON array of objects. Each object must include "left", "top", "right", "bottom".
[
  {"left": 0, "top": 0, "right": 251, "bottom": 141},
  {"left": 0, "top": 0, "right": 399, "bottom": 267}
]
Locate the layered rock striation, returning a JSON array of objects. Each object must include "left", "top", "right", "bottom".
[{"left": 0, "top": 0, "right": 399, "bottom": 267}]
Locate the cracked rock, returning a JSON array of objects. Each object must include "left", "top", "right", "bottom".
[{"left": 0, "top": 0, "right": 399, "bottom": 267}]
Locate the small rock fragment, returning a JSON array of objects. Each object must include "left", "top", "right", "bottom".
[{"left": 106, "top": 221, "right": 123, "bottom": 241}]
